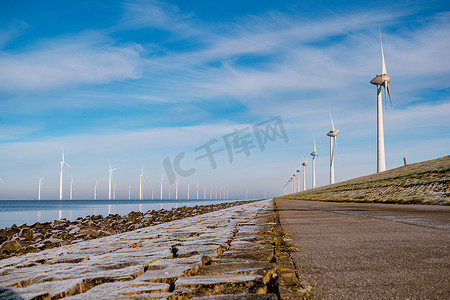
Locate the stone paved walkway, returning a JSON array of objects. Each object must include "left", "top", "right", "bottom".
[{"left": 0, "top": 200, "right": 283, "bottom": 299}]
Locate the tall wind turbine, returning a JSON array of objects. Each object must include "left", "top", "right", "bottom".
[
  {"left": 38, "top": 176, "right": 45, "bottom": 200},
  {"left": 160, "top": 175, "right": 164, "bottom": 200},
  {"left": 108, "top": 161, "right": 117, "bottom": 200},
  {"left": 302, "top": 159, "right": 307, "bottom": 191},
  {"left": 310, "top": 137, "right": 318, "bottom": 188},
  {"left": 196, "top": 183, "right": 200, "bottom": 201},
  {"left": 187, "top": 181, "right": 190, "bottom": 201},
  {"left": 59, "top": 147, "right": 71, "bottom": 200},
  {"left": 327, "top": 111, "right": 340, "bottom": 184},
  {"left": 370, "top": 28, "right": 392, "bottom": 173},
  {"left": 175, "top": 180, "right": 179, "bottom": 201},
  {"left": 139, "top": 168, "right": 145, "bottom": 200},
  {"left": 94, "top": 179, "right": 98, "bottom": 200}
]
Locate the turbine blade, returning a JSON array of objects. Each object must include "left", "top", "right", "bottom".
[
  {"left": 108, "top": 160, "right": 112, "bottom": 170},
  {"left": 65, "top": 163, "right": 71, "bottom": 168},
  {"left": 61, "top": 146, "right": 65, "bottom": 161},
  {"left": 387, "top": 82, "right": 393, "bottom": 108},
  {"left": 384, "top": 82, "right": 388, "bottom": 109},
  {"left": 313, "top": 135, "right": 316, "bottom": 151},
  {"left": 379, "top": 26, "right": 387, "bottom": 75},
  {"left": 329, "top": 110, "right": 335, "bottom": 131}
]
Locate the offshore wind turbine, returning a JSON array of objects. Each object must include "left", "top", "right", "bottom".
[
  {"left": 139, "top": 168, "right": 145, "bottom": 200},
  {"left": 370, "top": 28, "right": 392, "bottom": 173},
  {"left": 160, "top": 175, "right": 164, "bottom": 200},
  {"left": 187, "top": 181, "right": 190, "bottom": 201},
  {"left": 310, "top": 137, "right": 318, "bottom": 189},
  {"left": 196, "top": 183, "right": 200, "bottom": 201},
  {"left": 94, "top": 179, "right": 98, "bottom": 200},
  {"left": 70, "top": 177, "right": 75, "bottom": 200},
  {"left": 38, "top": 176, "right": 45, "bottom": 200},
  {"left": 327, "top": 111, "right": 340, "bottom": 184},
  {"left": 108, "top": 161, "right": 117, "bottom": 200},
  {"left": 59, "top": 147, "right": 71, "bottom": 200},
  {"left": 175, "top": 180, "right": 179, "bottom": 201}
]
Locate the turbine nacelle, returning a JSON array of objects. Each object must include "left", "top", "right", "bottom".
[
  {"left": 370, "top": 74, "right": 391, "bottom": 86},
  {"left": 327, "top": 130, "right": 339, "bottom": 137},
  {"left": 310, "top": 151, "right": 318, "bottom": 157}
]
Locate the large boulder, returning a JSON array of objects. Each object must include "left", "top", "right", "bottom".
[{"left": 0, "top": 240, "right": 22, "bottom": 254}]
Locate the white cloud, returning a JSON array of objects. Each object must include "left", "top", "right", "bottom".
[{"left": 0, "top": 32, "right": 143, "bottom": 92}]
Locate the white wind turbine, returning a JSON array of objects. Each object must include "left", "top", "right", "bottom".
[
  {"left": 370, "top": 28, "right": 393, "bottom": 173},
  {"left": 70, "top": 177, "right": 75, "bottom": 200},
  {"left": 38, "top": 176, "right": 45, "bottom": 200},
  {"left": 296, "top": 166, "right": 301, "bottom": 192},
  {"left": 196, "top": 183, "right": 200, "bottom": 201},
  {"left": 139, "top": 168, "right": 145, "bottom": 200},
  {"left": 310, "top": 137, "right": 318, "bottom": 189},
  {"left": 129, "top": 185, "right": 131, "bottom": 200},
  {"left": 187, "top": 181, "right": 190, "bottom": 200},
  {"left": 59, "top": 147, "right": 71, "bottom": 200},
  {"left": 160, "top": 175, "right": 164, "bottom": 200},
  {"left": 327, "top": 111, "right": 340, "bottom": 184},
  {"left": 302, "top": 159, "right": 307, "bottom": 191},
  {"left": 94, "top": 179, "right": 98, "bottom": 200},
  {"left": 108, "top": 161, "right": 117, "bottom": 200}
]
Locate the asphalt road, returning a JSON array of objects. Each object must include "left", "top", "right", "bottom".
[{"left": 275, "top": 199, "right": 450, "bottom": 299}]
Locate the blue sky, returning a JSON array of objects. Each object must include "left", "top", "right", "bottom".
[{"left": 0, "top": 0, "right": 449, "bottom": 200}]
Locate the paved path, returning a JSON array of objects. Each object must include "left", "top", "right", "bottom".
[{"left": 275, "top": 199, "right": 450, "bottom": 299}]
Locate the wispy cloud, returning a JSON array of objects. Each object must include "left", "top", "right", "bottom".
[{"left": 0, "top": 31, "right": 143, "bottom": 93}]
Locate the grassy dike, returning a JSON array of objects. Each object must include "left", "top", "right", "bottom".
[{"left": 279, "top": 155, "right": 450, "bottom": 205}]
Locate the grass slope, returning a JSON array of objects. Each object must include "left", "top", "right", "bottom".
[{"left": 279, "top": 155, "right": 450, "bottom": 205}]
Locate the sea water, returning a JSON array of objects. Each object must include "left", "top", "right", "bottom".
[{"left": 0, "top": 199, "right": 240, "bottom": 229}]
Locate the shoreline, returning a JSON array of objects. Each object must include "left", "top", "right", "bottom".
[{"left": 0, "top": 200, "right": 258, "bottom": 260}]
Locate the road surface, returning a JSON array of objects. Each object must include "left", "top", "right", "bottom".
[{"left": 275, "top": 198, "right": 450, "bottom": 299}]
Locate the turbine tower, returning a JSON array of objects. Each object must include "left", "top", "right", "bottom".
[
  {"left": 38, "top": 176, "right": 45, "bottom": 200},
  {"left": 370, "top": 28, "right": 392, "bottom": 173},
  {"left": 70, "top": 177, "right": 75, "bottom": 200},
  {"left": 175, "top": 180, "right": 179, "bottom": 201},
  {"left": 94, "top": 179, "right": 98, "bottom": 200},
  {"left": 327, "top": 111, "right": 340, "bottom": 184},
  {"left": 108, "top": 161, "right": 117, "bottom": 200},
  {"left": 139, "top": 168, "right": 145, "bottom": 200},
  {"left": 160, "top": 175, "right": 164, "bottom": 200},
  {"left": 310, "top": 137, "right": 318, "bottom": 188},
  {"left": 302, "top": 159, "right": 307, "bottom": 191},
  {"left": 59, "top": 147, "right": 71, "bottom": 200},
  {"left": 187, "top": 181, "right": 190, "bottom": 201}
]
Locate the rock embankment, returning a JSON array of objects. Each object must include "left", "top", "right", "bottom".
[
  {"left": 282, "top": 155, "right": 450, "bottom": 205},
  {"left": 0, "top": 201, "right": 255, "bottom": 260}
]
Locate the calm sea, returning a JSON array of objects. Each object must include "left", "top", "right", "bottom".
[{"left": 0, "top": 199, "right": 241, "bottom": 229}]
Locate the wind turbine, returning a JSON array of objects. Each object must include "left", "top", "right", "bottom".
[
  {"left": 108, "top": 161, "right": 117, "bottom": 200},
  {"left": 70, "top": 177, "right": 75, "bottom": 200},
  {"left": 327, "top": 111, "right": 340, "bottom": 184},
  {"left": 38, "top": 176, "right": 45, "bottom": 200},
  {"left": 175, "top": 180, "right": 179, "bottom": 201},
  {"left": 113, "top": 184, "right": 116, "bottom": 200},
  {"left": 160, "top": 175, "right": 164, "bottom": 200},
  {"left": 94, "top": 179, "right": 98, "bottom": 200},
  {"left": 129, "top": 185, "right": 131, "bottom": 200},
  {"left": 370, "top": 28, "right": 392, "bottom": 173},
  {"left": 196, "top": 183, "right": 200, "bottom": 201},
  {"left": 310, "top": 137, "right": 318, "bottom": 188},
  {"left": 187, "top": 181, "right": 190, "bottom": 201},
  {"left": 302, "top": 159, "right": 307, "bottom": 191},
  {"left": 59, "top": 147, "right": 71, "bottom": 200},
  {"left": 204, "top": 184, "right": 207, "bottom": 200},
  {"left": 296, "top": 167, "right": 300, "bottom": 192},
  {"left": 139, "top": 168, "right": 145, "bottom": 200}
]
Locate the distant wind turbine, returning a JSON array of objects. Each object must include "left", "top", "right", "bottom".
[
  {"left": 160, "top": 175, "right": 164, "bottom": 200},
  {"left": 175, "top": 180, "right": 179, "bottom": 201},
  {"left": 302, "top": 159, "right": 307, "bottom": 191},
  {"left": 310, "top": 137, "right": 318, "bottom": 189},
  {"left": 94, "top": 179, "right": 98, "bottom": 200},
  {"left": 129, "top": 185, "right": 131, "bottom": 200},
  {"left": 108, "top": 161, "right": 117, "bottom": 200},
  {"left": 113, "top": 184, "right": 116, "bottom": 200},
  {"left": 139, "top": 168, "right": 145, "bottom": 200},
  {"left": 296, "top": 167, "right": 300, "bottom": 192},
  {"left": 59, "top": 147, "right": 71, "bottom": 200},
  {"left": 327, "top": 110, "right": 340, "bottom": 184},
  {"left": 38, "top": 176, "right": 45, "bottom": 200},
  {"left": 370, "top": 27, "right": 392, "bottom": 173},
  {"left": 70, "top": 177, "right": 75, "bottom": 200},
  {"left": 196, "top": 183, "right": 200, "bottom": 201},
  {"left": 187, "top": 181, "right": 190, "bottom": 201},
  {"left": 203, "top": 184, "right": 207, "bottom": 200}
]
